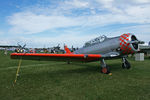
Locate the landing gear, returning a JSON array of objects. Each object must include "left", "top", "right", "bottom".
[
  {"left": 122, "top": 58, "right": 131, "bottom": 69},
  {"left": 100, "top": 59, "right": 110, "bottom": 74}
]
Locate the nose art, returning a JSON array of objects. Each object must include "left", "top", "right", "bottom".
[{"left": 119, "top": 33, "right": 133, "bottom": 54}]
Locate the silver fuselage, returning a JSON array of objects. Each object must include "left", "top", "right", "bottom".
[
  {"left": 74, "top": 37, "right": 120, "bottom": 54},
  {"left": 74, "top": 33, "right": 140, "bottom": 56}
]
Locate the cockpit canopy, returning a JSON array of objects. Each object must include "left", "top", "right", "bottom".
[{"left": 83, "top": 35, "right": 107, "bottom": 47}]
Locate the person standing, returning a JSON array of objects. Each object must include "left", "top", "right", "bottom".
[{"left": 4, "top": 48, "right": 8, "bottom": 55}]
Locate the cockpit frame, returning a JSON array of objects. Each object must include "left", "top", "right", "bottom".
[{"left": 83, "top": 35, "right": 107, "bottom": 47}]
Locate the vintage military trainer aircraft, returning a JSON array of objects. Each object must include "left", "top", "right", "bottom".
[{"left": 11, "top": 33, "right": 144, "bottom": 74}]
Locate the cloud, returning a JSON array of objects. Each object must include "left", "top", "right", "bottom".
[
  {"left": 133, "top": 0, "right": 150, "bottom": 4},
  {"left": 125, "top": 5, "right": 150, "bottom": 17},
  {"left": 110, "top": 24, "right": 150, "bottom": 43},
  {"left": 4, "top": 0, "right": 150, "bottom": 47},
  {"left": 7, "top": 12, "right": 86, "bottom": 34},
  {"left": 0, "top": 38, "right": 16, "bottom": 45},
  {"left": 64, "top": 0, "right": 89, "bottom": 8},
  {"left": 0, "top": 31, "right": 4, "bottom": 35},
  {"left": 0, "top": 33, "right": 98, "bottom": 48},
  {"left": 8, "top": 11, "right": 150, "bottom": 35}
]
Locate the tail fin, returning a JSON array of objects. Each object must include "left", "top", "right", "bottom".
[{"left": 64, "top": 45, "right": 72, "bottom": 54}]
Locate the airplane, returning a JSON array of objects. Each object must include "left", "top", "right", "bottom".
[
  {"left": 49, "top": 44, "right": 65, "bottom": 54},
  {"left": 15, "top": 43, "right": 26, "bottom": 53},
  {"left": 11, "top": 33, "right": 144, "bottom": 74},
  {"left": 139, "top": 45, "right": 150, "bottom": 57}
]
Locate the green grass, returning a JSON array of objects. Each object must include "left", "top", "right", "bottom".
[{"left": 0, "top": 51, "right": 150, "bottom": 100}]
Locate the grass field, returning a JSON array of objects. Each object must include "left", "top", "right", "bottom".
[{"left": 0, "top": 51, "right": 150, "bottom": 100}]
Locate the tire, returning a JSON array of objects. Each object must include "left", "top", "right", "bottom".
[
  {"left": 122, "top": 59, "right": 131, "bottom": 69},
  {"left": 122, "top": 63, "right": 126, "bottom": 69},
  {"left": 101, "top": 66, "right": 110, "bottom": 74},
  {"left": 125, "top": 59, "right": 131, "bottom": 69}
]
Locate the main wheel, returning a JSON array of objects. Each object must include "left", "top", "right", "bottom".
[
  {"left": 122, "top": 59, "right": 131, "bottom": 69},
  {"left": 101, "top": 66, "right": 110, "bottom": 74},
  {"left": 125, "top": 59, "right": 131, "bottom": 69},
  {"left": 122, "top": 63, "right": 126, "bottom": 69}
]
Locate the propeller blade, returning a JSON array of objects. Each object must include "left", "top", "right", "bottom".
[
  {"left": 129, "top": 40, "right": 145, "bottom": 44},
  {"left": 23, "top": 44, "right": 26, "bottom": 48}
]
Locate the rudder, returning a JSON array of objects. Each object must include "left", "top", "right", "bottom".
[{"left": 64, "top": 45, "right": 72, "bottom": 54}]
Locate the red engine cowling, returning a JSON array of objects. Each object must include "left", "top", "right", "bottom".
[{"left": 119, "top": 33, "right": 139, "bottom": 54}]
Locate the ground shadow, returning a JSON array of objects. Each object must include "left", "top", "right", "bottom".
[{"left": 21, "top": 62, "right": 124, "bottom": 80}]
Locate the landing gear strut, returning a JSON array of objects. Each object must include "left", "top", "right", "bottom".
[
  {"left": 122, "top": 57, "right": 131, "bottom": 69},
  {"left": 100, "top": 59, "right": 110, "bottom": 74}
]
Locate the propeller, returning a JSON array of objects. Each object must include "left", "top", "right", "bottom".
[
  {"left": 129, "top": 39, "right": 145, "bottom": 50},
  {"left": 57, "top": 44, "right": 60, "bottom": 47},
  {"left": 17, "top": 42, "right": 26, "bottom": 49},
  {"left": 22, "top": 44, "right": 26, "bottom": 49},
  {"left": 16, "top": 42, "right": 27, "bottom": 53},
  {"left": 129, "top": 40, "right": 145, "bottom": 44}
]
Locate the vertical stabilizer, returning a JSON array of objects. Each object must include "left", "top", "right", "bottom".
[{"left": 64, "top": 45, "right": 72, "bottom": 54}]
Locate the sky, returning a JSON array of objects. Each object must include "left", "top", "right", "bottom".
[{"left": 0, "top": 0, "right": 150, "bottom": 48}]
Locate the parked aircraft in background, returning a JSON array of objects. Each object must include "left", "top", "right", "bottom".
[
  {"left": 11, "top": 33, "right": 144, "bottom": 74},
  {"left": 139, "top": 45, "right": 150, "bottom": 56},
  {"left": 15, "top": 43, "right": 26, "bottom": 53},
  {"left": 49, "top": 44, "right": 65, "bottom": 54}
]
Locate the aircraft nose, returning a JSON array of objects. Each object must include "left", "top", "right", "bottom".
[
  {"left": 129, "top": 35, "right": 145, "bottom": 52},
  {"left": 119, "top": 33, "right": 133, "bottom": 54},
  {"left": 119, "top": 33, "right": 144, "bottom": 54}
]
